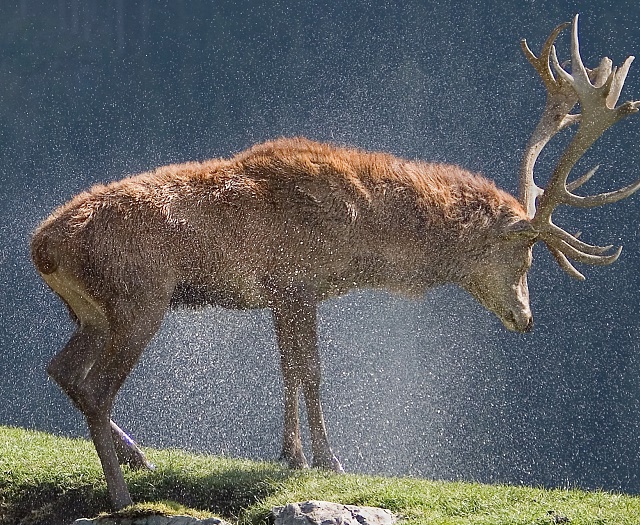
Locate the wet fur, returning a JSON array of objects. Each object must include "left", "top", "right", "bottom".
[{"left": 31, "top": 137, "right": 530, "bottom": 509}]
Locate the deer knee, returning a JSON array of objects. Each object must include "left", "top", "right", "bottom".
[
  {"left": 47, "top": 327, "right": 107, "bottom": 390},
  {"left": 46, "top": 353, "right": 65, "bottom": 385},
  {"left": 47, "top": 351, "right": 86, "bottom": 395}
]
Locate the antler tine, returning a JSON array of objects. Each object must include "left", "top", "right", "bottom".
[
  {"left": 608, "top": 56, "right": 635, "bottom": 106},
  {"left": 544, "top": 221, "right": 613, "bottom": 256},
  {"left": 566, "top": 165, "right": 599, "bottom": 191},
  {"left": 521, "top": 21, "right": 570, "bottom": 88},
  {"left": 545, "top": 241, "right": 622, "bottom": 281},
  {"left": 544, "top": 235, "right": 622, "bottom": 266},
  {"left": 546, "top": 244, "right": 587, "bottom": 281},
  {"left": 525, "top": 15, "right": 640, "bottom": 279},
  {"left": 564, "top": 177, "right": 640, "bottom": 208},
  {"left": 519, "top": 22, "right": 580, "bottom": 219}
]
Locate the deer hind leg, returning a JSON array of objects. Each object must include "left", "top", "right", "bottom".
[
  {"left": 80, "top": 317, "right": 164, "bottom": 509},
  {"left": 110, "top": 421, "right": 154, "bottom": 470},
  {"left": 44, "top": 273, "right": 166, "bottom": 508},
  {"left": 47, "top": 318, "right": 134, "bottom": 507},
  {"left": 46, "top": 325, "right": 150, "bottom": 469},
  {"left": 47, "top": 288, "right": 154, "bottom": 471},
  {"left": 272, "top": 285, "right": 343, "bottom": 473}
]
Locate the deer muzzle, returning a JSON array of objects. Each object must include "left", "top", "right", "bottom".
[{"left": 501, "top": 307, "right": 534, "bottom": 333}]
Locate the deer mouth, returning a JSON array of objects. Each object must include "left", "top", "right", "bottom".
[{"left": 501, "top": 309, "right": 533, "bottom": 333}]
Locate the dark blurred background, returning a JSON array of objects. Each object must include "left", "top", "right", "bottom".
[{"left": 1, "top": 0, "right": 639, "bottom": 493}]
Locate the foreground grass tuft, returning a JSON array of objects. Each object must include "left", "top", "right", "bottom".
[
  {"left": 97, "top": 500, "right": 214, "bottom": 520},
  {"left": 2, "top": 426, "right": 640, "bottom": 525}
]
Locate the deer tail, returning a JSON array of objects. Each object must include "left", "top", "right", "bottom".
[{"left": 31, "top": 227, "right": 59, "bottom": 275}]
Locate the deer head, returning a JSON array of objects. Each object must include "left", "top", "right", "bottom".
[
  {"left": 462, "top": 218, "right": 537, "bottom": 333},
  {"left": 465, "top": 15, "right": 639, "bottom": 333}
]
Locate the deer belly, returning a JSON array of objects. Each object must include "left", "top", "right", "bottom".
[{"left": 169, "top": 280, "right": 268, "bottom": 310}]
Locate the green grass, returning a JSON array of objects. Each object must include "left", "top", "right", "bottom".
[{"left": 2, "top": 426, "right": 640, "bottom": 525}]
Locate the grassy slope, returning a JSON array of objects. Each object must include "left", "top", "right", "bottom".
[{"left": 1, "top": 426, "right": 640, "bottom": 525}]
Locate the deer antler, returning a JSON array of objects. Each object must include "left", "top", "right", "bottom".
[{"left": 520, "top": 14, "right": 640, "bottom": 280}]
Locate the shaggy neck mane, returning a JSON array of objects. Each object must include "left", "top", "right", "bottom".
[{"left": 232, "top": 137, "right": 527, "bottom": 236}]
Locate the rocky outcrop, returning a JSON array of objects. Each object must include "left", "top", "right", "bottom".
[
  {"left": 72, "top": 500, "right": 397, "bottom": 525},
  {"left": 272, "top": 500, "right": 398, "bottom": 525}
]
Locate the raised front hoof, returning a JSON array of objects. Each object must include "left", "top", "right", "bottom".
[
  {"left": 111, "top": 425, "right": 155, "bottom": 471},
  {"left": 115, "top": 443, "right": 155, "bottom": 471},
  {"left": 313, "top": 454, "right": 344, "bottom": 473}
]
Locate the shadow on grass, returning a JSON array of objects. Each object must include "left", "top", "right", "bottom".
[
  {"left": 128, "top": 462, "right": 290, "bottom": 519},
  {"left": 4, "top": 483, "right": 110, "bottom": 525},
  {"left": 3, "top": 462, "right": 291, "bottom": 525}
]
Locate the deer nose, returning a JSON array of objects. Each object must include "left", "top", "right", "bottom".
[
  {"left": 503, "top": 309, "right": 533, "bottom": 333},
  {"left": 513, "top": 311, "right": 533, "bottom": 333}
]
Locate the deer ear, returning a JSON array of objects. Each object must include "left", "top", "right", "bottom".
[{"left": 501, "top": 219, "right": 539, "bottom": 240}]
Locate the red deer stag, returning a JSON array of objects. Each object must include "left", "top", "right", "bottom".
[{"left": 31, "top": 16, "right": 639, "bottom": 509}]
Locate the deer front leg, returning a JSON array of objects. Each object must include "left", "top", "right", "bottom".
[
  {"left": 273, "top": 296, "right": 308, "bottom": 469},
  {"left": 272, "top": 284, "right": 343, "bottom": 472},
  {"left": 279, "top": 369, "right": 308, "bottom": 469},
  {"left": 302, "top": 359, "right": 344, "bottom": 472}
]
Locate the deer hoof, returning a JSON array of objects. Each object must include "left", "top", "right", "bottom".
[
  {"left": 111, "top": 425, "right": 155, "bottom": 470},
  {"left": 313, "top": 454, "right": 344, "bottom": 473},
  {"left": 114, "top": 440, "right": 155, "bottom": 470},
  {"left": 280, "top": 450, "right": 309, "bottom": 470}
]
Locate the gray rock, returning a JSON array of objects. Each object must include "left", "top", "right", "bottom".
[
  {"left": 70, "top": 515, "right": 228, "bottom": 525},
  {"left": 272, "top": 500, "right": 398, "bottom": 525}
]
